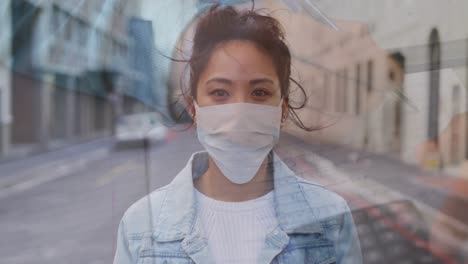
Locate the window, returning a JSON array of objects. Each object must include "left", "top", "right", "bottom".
[
  {"left": 355, "top": 63, "right": 361, "bottom": 115},
  {"left": 51, "top": 5, "right": 60, "bottom": 31},
  {"left": 367, "top": 60, "right": 373, "bottom": 93},
  {"left": 428, "top": 28, "right": 440, "bottom": 141},
  {"left": 77, "top": 20, "right": 87, "bottom": 45},
  {"left": 120, "top": 44, "right": 127, "bottom": 58},
  {"left": 336, "top": 69, "right": 348, "bottom": 113},
  {"left": 64, "top": 15, "right": 72, "bottom": 41}
]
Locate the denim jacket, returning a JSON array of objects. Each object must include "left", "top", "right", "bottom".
[{"left": 114, "top": 151, "right": 362, "bottom": 264}]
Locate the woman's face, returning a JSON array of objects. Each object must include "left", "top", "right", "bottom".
[{"left": 193, "top": 40, "right": 286, "bottom": 111}]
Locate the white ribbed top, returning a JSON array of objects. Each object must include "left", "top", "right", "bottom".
[{"left": 194, "top": 189, "right": 278, "bottom": 264}]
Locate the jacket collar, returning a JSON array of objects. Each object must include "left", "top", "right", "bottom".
[{"left": 152, "top": 151, "right": 324, "bottom": 242}]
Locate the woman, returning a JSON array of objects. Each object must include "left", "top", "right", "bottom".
[{"left": 114, "top": 5, "right": 362, "bottom": 264}]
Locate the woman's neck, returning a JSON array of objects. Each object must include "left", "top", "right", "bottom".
[{"left": 194, "top": 156, "right": 274, "bottom": 202}]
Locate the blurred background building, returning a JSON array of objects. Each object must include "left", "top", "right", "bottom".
[
  {"left": 282, "top": 0, "right": 468, "bottom": 174},
  {"left": 288, "top": 0, "right": 468, "bottom": 176},
  {"left": 0, "top": 0, "right": 166, "bottom": 160}
]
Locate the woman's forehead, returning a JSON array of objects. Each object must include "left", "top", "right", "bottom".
[{"left": 199, "top": 40, "right": 279, "bottom": 83}]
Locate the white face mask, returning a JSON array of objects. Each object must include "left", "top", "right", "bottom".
[{"left": 194, "top": 100, "right": 283, "bottom": 184}]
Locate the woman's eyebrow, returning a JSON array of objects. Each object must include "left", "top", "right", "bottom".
[
  {"left": 205, "top": 78, "right": 232, "bottom": 85},
  {"left": 205, "top": 77, "right": 275, "bottom": 86},
  {"left": 249, "top": 78, "right": 275, "bottom": 85}
]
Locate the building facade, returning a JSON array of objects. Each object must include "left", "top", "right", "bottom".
[
  {"left": 294, "top": 0, "right": 468, "bottom": 171},
  {"left": 1, "top": 0, "right": 155, "bottom": 159}
]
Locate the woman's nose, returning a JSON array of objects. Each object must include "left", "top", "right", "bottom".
[{"left": 232, "top": 93, "right": 249, "bottom": 104}]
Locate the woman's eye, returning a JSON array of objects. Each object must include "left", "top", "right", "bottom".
[
  {"left": 209, "top": 89, "right": 229, "bottom": 97},
  {"left": 252, "top": 89, "right": 271, "bottom": 97}
]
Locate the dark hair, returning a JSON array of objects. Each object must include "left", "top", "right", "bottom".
[{"left": 178, "top": 5, "right": 318, "bottom": 131}]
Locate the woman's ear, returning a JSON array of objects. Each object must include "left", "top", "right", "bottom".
[{"left": 187, "top": 96, "right": 196, "bottom": 120}]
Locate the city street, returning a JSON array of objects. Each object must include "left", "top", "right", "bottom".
[
  {"left": 0, "top": 127, "right": 202, "bottom": 264},
  {"left": 1, "top": 128, "right": 467, "bottom": 263}
]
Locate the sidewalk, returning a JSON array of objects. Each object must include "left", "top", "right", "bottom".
[{"left": 0, "top": 137, "right": 112, "bottom": 198}]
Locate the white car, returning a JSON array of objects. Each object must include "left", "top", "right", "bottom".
[{"left": 115, "top": 112, "right": 168, "bottom": 146}]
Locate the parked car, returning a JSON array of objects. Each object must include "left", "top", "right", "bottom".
[{"left": 114, "top": 112, "right": 168, "bottom": 148}]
